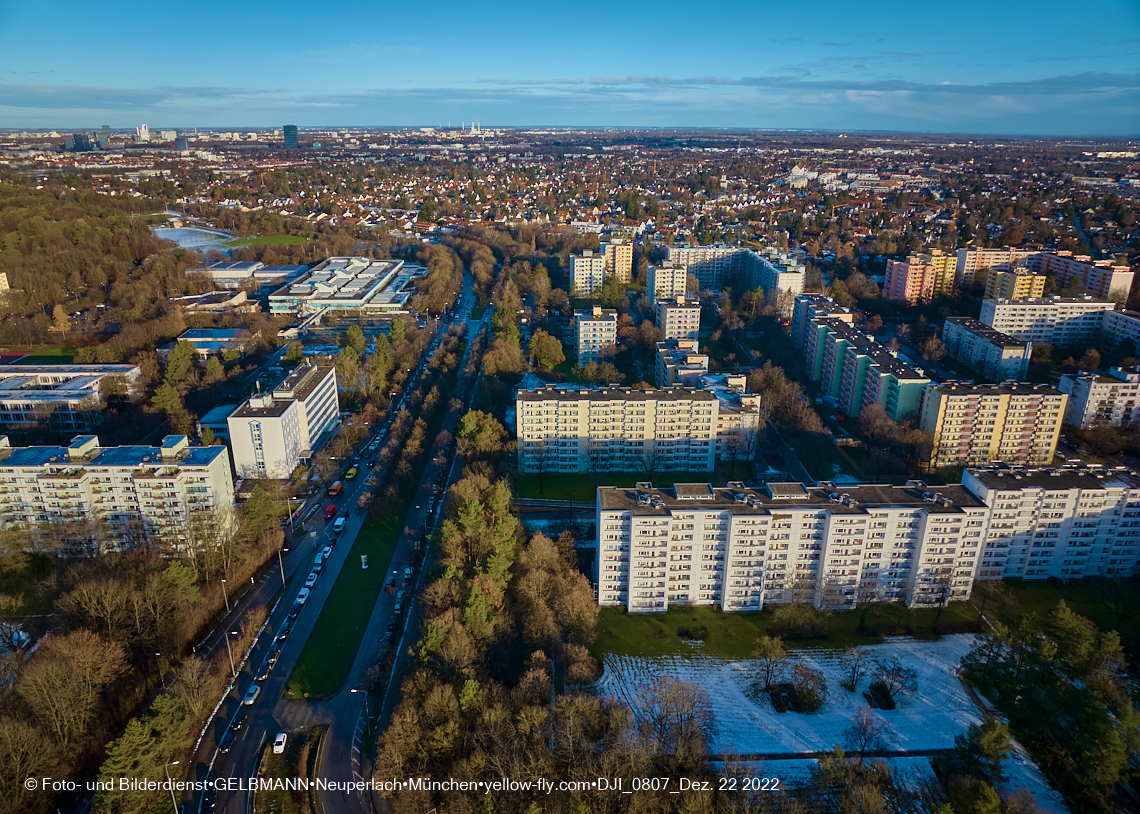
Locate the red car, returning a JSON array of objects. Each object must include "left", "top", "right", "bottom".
[{"left": 324, "top": 504, "right": 337, "bottom": 520}]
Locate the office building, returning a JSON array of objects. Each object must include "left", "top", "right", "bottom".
[
  {"left": 1058, "top": 367, "right": 1140, "bottom": 429},
  {"left": 655, "top": 339, "right": 708, "bottom": 387},
  {"left": 570, "top": 251, "right": 607, "bottom": 296},
  {"left": 655, "top": 296, "right": 701, "bottom": 340},
  {"left": 98, "top": 125, "right": 111, "bottom": 148},
  {"left": 979, "top": 297, "right": 1116, "bottom": 347},
  {"left": 0, "top": 364, "right": 142, "bottom": 433},
  {"left": 284, "top": 125, "right": 299, "bottom": 149},
  {"left": 227, "top": 364, "right": 338, "bottom": 479},
  {"left": 884, "top": 249, "right": 957, "bottom": 303},
  {"left": 160, "top": 328, "right": 254, "bottom": 360},
  {"left": 646, "top": 263, "right": 689, "bottom": 305},
  {"left": 135, "top": 124, "right": 150, "bottom": 142},
  {"left": 943, "top": 317, "right": 1033, "bottom": 382},
  {"left": 601, "top": 241, "right": 633, "bottom": 284},
  {"left": 963, "top": 466, "right": 1140, "bottom": 580},
  {"left": 984, "top": 269, "right": 1047, "bottom": 300},
  {"left": 159, "top": 130, "right": 177, "bottom": 142},
  {"left": 596, "top": 467, "right": 1140, "bottom": 613},
  {"left": 175, "top": 136, "right": 190, "bottom": 152},
  {"left": 0, "top": 434, "right": 235, "bottom": 555},
  {"left": 596, "top": 480, "right": 989, "bottom": 613},
  {"left": 919, "top": 382, "right": 1066, "bottom": 470},
  {"left": 573, "top": 306, "right": 618, "bottom": 365},
  {"left": 268, "top": 258, "right": 422, "bottom": 316},
  {"left": 790, "top": 293, "right": 854, "bottom": 350}
]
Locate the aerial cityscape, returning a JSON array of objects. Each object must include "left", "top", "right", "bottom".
[{"left": 0, "top": 2, "right": 1138, "bottom": 814}]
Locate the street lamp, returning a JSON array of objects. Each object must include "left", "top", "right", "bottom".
[
  {"left": 220, "top": 578, "right": 230, "bottom": 613},
  {"left": 155, "top": 653, "right": 165, "bottom": 690},
  {"left": 224, "top": 630, "right": 238, "bottom": 677},
  {"left": 351, "top": 687, "right": 370, "bottom": 720},
  {"left": 164, "top": 761, "right": 180, "bottom": 813},
  {"left": 277, "top": 546, "right": 290, "bottom": 588}
]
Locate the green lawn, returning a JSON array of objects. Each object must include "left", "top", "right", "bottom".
[
  {"left": 10, "top": 343, "right": 80, "bottom": 363},
  {"left": 470, "top": 303, "right": 487, "bottom": 320},
  {"left": 991, "top": 578, "right": 1140, "bottom": 639},
  {"left": 515, "top": 471, "right": 715, "bottom": 503},
  {"left": 224, "top": 234, "right": 309, "bottom": 248},
  {"left": 592, "top": 602, "right": 982, "bottom": 660}
]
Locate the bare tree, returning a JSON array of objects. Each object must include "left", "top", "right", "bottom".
[
  {"left": 870, "top": 657, "right": 918, "bottom": 702},
  {"left": 839, "top": 646, "right": 870, "bottom": 692},
  {"left": 584, "top": 440, "right": 609, "bottom": 487},
  {"left": 637, "top": 445, "right": 662, "bottom": 482},
  {"left": 639, "top": 678, "right": 716, "bottom": 768},
  {"left": 528, "top": 440, "right": 553, "bottom": 495},
  {"left": 843, "top": 706, "right": 888, "bottom": 765}
]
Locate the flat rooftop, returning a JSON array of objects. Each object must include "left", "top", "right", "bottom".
[
  {"left": 967, "top": 465, "right": 1140, "bottom": 492},
  {"left": 945, "top": 317, "right": 1027, "bottom": 349},
  {"left": 518, "top": 386, "right": 718, "bottom": 403},
  {"left": 930, "top": 381, "right": 1063, "bottom": 397},
  {"left": 0, "top": 441, "right": 226, "bottom": 469}
]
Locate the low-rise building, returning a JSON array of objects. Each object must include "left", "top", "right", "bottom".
[
  {"left": 573, "top": 306, "right": 618, "bottom": 365},
  {"left": 0, "top": 364, "right": 141, "bottom": 433},
  {"left": 919, "top": 382, "right": 1066, "bottom": 470},
  {"left": 655, "top": 339, "right": 708, "bottom": 387},
  {"left": 161, "top": 328, "right": 255, "bottom": 360},
  {"left": 1058, "top": 367, "right": 1140, "bottom": 429},
  {"left": 655, "top": 296, "right": 701, "bottom": 340},
  {"left": 0, "top": 434, "right": 235, "bottom": 555},
  {"left": 268, "top": 258, "right": 422, "bottom": 315},
  {"left": 943, "top": 317, "right": 1032, "bottom": 382},
  {"left": 227, "top": 364, "right": 338, "bottom": 479}
]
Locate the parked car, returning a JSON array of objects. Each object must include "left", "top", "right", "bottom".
[
  {"left": 333, "top": 517, "right": 346, "bottom": 535},
  {"left": 404, "top": 566, "right": 414, "bottom": 580},
  {"left": 273, "top": 732, "right": 288, "bottom": 754},
  {"left": 321, "top": 546, "right": 332, "bottom": 559},
  {"left": 304, "top": 571, "right": 318, "bottom": 588},
  {"left": 218, "top": 728, "right": 236, "bottom": 753},
  {"left": 297, "top": 587, "right": 311, "bottom": 605}
]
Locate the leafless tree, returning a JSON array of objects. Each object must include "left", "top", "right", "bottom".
[
  {"left": 843, "top": 706, "right": 889, "bottom": 765},
  {"left": 870, "top": 657, "right": 918, "bottom": 702},
  {"left": 584, "top": 440, "right": 610, "bottom": 487},
  {"left": 839, "top": 646, "right": 871, "bottom": 692},
  {"left": 637, "top": 445, "right": 662, "bottom": 482}
]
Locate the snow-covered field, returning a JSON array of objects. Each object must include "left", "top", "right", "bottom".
[{"left": 595, "top": 635, "right": 1069, "bottom": 813}]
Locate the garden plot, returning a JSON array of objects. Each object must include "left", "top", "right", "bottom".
[{"left": 596, "top": 635, "right": 981, "bottom": 755}]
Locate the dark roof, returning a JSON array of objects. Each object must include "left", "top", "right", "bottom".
[{"left": 518, "top": 386, "right": 718, "bottom": 402}]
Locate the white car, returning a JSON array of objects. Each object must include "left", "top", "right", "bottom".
[
  {"left": 273, "top": 731, "right": 287, "bottom": 754},
  {"left": 304, "top": 571, "right": 318, "bottom": 588},
  {"left": 321, "top": 546, "right": 333, "bottom": 559},
  {"left": 242, "top": 685, "right": 261, "bottom": 706},
  {"left": 297, "top": 587, "right": 311, "bottom": 605}
]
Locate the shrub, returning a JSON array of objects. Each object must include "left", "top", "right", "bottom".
[{"left": 677, "top": 625, "right": 709, "bottom": 641}]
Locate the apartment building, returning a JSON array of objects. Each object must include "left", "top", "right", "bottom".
[
  {"left": 595, "top": 480, "right": 988, "bottom": 613},
  {"left": 963, "top": 466, "right": 1140, "bottom": 579},
  {"left": 656, "top": 339, "right": 709, "bottom": 387},
  {"left": 665, "top": 246, "right": 804, "bottom": 304},
  {"left": 978, "top": 296, "right": 1116, "bottom": 347},
  {"left": 228, "top": 364, "right": 338, "bottom": 479},
  {"left": 1058, "top": 367, "right": 1140, "bottom": 429},
  {"left": 0, "top": 433, "right": 235, "bottom": 555},
  {"left": 984, "top": 269, "right": 1046, "bottom": 300},
  {"left": 601, "top": 241, "right": 633, "bottom": 284},
  {"left": 570, "top": 251, "right": 607, "bottom": 296},
  {"left": 596, "top": 468, "right": 1140, "bottom": 613},
  {"left": 655, "top": 296, "right": 701, "bottom": 340},
  {"left": 957, "top": 248, "right": 1133, "bottom": 301},
  {"left": 919, "top": 382, "right": 1066, "bottom": 470},
  {"left": 790, "top": 293, "right": 854, "bottom": 349},
  {"left": 884, "top": 249, "right": 957, "bottom": 304},
  {"left": 573, "top": 306, "right": 618, "bottom": 365},
  {"left": 646, "top": 263, "right": 690, "bottom": 305},
  {"left": 943, "top": 317, "right": 1032, "bottom": 382},
  {"left": 517, "top": 386, "right": 720, "bottom": 473},
  {"left": 0, "top": 364, "right": 142, "bottom": 433},
  {"left": 1099, "top": 310, "right": 1140, "bottom": 354},
  {"left": 816, "top": 321, "right": 928, "bottom": 420},
  {"left": 753, "top": 249, "right": 805, "bottom": 310}
]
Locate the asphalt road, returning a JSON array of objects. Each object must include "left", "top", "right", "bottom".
[{"left": 186, "top": 276, "right": 477, "bottom": 814}]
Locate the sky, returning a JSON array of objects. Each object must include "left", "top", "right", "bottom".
[{"left": 1, "top": 0, "right": 1138, "bottom": 135}]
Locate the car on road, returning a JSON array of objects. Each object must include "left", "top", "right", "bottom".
[
  {"left": 297, "top": 587, "right": 311, "bottom": 605},
  {"left": 231, "top": 710, "right": 247, "bottom": 731},
  {"left": 384, "top": 571, "right": 397, "bottom": 591},
  {"left": 218, "top": 728, "right": 236, "bottom": 753},
  {"left": 304, "top": 571, "right": 318, "bottom": 588},
  {"left": 273, "top": 732, "right": 288, "bottom": 754},
  {"left": 321, "top": 546, "right": 332, "bottom": 559},
  {"left": 288, "top": 603, "right": 301, "bottom": 619},
  {"left": 404, "top": 566, "right": 414, "bottom": 580},
  {"left": 242, "top": 684, "right": 261, "bottom": 706},
  {"left": 333, "top": 516, "right": 346, "bottom": 535},
  {"left": 324, "top": 504, "right": 338, "bottom": 520},
  {"left": 346, "top": 466, "right": 358, "bottom": 480}
]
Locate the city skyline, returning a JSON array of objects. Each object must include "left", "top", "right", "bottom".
[{"left": 1, "top": 0, "right": 1138, "bottom": 134}]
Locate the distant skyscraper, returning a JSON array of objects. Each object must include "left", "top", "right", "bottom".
[
  {"left": 283, "top": 125, "right": 299, "bottom": 149},
  {"left": 72, "top": 132, "right": 91, "bottom": 152},
  {"left": 99, "top": 125, "right": 111, "bottom": 148},
  {"left": 135, "top": 124, "right": 150, "bottom": 142},
  {"left": 175, "top": 136, "right": 190, "bottom": 152}
]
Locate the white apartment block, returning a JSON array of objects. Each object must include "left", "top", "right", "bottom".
[
  {"left": 0, "top": 434, "right": 235, "bottom": 555},
  {"left": 597, "top": 469, "right": 1140, "bottom": 613},
  {"left": 655, "top": 296, "right": 701, "bottom": 340},
  {"left": 957, "top": 248, "right": 1132, "bottom": 301},
  {"left": 665, "top": 246, "right": 804, "bottom": 311},
  {"left": 979, "top": 296, "right": 1116, "bottom": 347},
  {"left": 1058, "top": 367, "right": 1140, "bottom": 429},
  {"left": 517, "top": 387, "right": 719, "bottom": 474},
  {"left": 573, "top": 306, "right": 618, "bottom": 365},
  {"left": 601, "top": 241, "right": 633, "bottom": 284},
  {"left": 570, "top": 251, "right": 607, "bottom": 296},
  {"left": 919, "top": 383, "right": 1066, "bottom": 470},
  {"left": 228, "top": 364, "right": 338, "bottom": 479},
  {"left": 943, "top": 317, "right": 1032, "bottom": 382},
  {"left": 0, "top": 364, "right": 142, "bottom": 433},
  {"left": 596, "top": 481, "right": 989, "bottom": 613},
  {"left": 656, "top": 339, "right": 708, "bottom": 387},
  {"left": 1099, "top": 310, "right": 1140, "bottom": 353},
  {"left": 646, "top": 263, "right": 689, "bottom": 305},
  {"left": 963, "top": 467, "right": 1140, "bottom": 580}
]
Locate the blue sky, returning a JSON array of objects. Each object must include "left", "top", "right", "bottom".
[{"left": 2, "top": 0, "right": 1138, "bottom": 134}]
